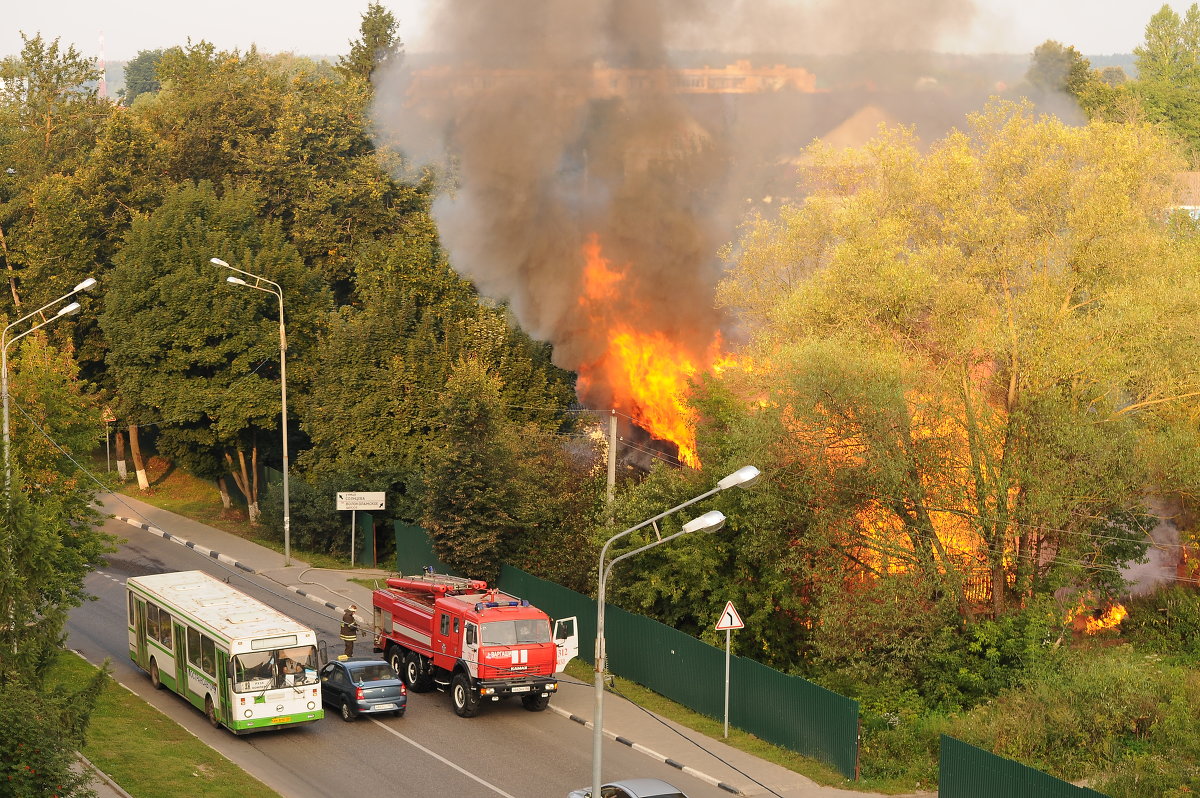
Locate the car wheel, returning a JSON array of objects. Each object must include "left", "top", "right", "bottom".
[
  {"left": 340, "top": 699, "right": 355, "bottom": 722},
  {"left": 451, "top": 672, "right": 479, "bottom": 718},
  {"left": 205, "top": 696, "right": 220, "bottom": 729},
  {"left": 149, "top": 659, "right": 162, "bottom": 690},
  {"left": 521, "top": 693, "right": 550, "bottom": 712}
]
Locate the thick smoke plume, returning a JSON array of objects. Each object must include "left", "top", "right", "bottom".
[{"left": 372, "top": 0, "right": 979, "bottom": 417}]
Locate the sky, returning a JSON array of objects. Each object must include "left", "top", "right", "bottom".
[{"left": 0, "top": 0, "right": 1187, "bottom": 63}]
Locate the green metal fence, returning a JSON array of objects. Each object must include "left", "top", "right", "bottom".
[
  {"left": 392, "top": 522, "right": 457, "bottom": 576},
  {"left": 500, "top": 565, "right": 860, "bottom": 780},
  {"left": 939, "top": 736, "right": 1110, "bottom": 798}
]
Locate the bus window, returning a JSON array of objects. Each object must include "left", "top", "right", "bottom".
[
  {"left": 277, "top": 646, "right": 318, "bottom": 686},
  {"left": 147, "top": 603, "right": 159, "bottom": 642},
  {"left": 232, "top": 651, "right": 275, "bottom": 692},
  {"left": 187, "top": 627, "right": 201, "bottom": 668},
  {"left": 158, "top": 611, "right": 173, "bottom": 649},
  {"left": 127, "top": 592, "right": 135, "bottom": 626},
  {"left": 200, "top": 636, "right": 216, "bottom": 677}
]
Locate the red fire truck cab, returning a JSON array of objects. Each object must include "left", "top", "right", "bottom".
[{"left": 372, "top": 570, "right": 578, "bottom": 717}]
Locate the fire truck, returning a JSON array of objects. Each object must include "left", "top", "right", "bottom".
[{"left": 372, "top": 570, "right": 578, "bottom": 717}]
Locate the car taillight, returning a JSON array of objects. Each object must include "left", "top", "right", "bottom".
[
  {"left": 356, "top": 687, "right": 364, "bottom": 699},
  {"left": 400, "top": 684, "right": 406, "bottom": 694}
]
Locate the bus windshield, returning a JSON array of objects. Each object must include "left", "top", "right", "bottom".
[
  {"left": 481, "top": 618, "right": 550, "bottom": 646},
  {"left": 232, "top": 646, "right": 318, "bottom": 692}
]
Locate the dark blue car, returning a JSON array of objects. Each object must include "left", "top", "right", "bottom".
[{"left": 319, "top": 657, "right": 407, "bottom": 721}]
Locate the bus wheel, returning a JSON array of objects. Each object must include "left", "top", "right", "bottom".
[
  {"left": 149, "top": 659, "right": 162, "bottom": 690},
  {"left": 205, "top": 696, "right": 220, "bottom": 729},
  {"left": 451, "top": 672, "right": 479, "bottom": 718}
]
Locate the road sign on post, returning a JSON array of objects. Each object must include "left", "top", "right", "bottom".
[
  {"left": 715, "top": 600, "right": 744, "bottom": 738},
  {"left": 336, "top": 492, "right": 385, "bottom": 567}
]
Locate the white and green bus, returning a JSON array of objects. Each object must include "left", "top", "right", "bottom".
[{"left": 127, "top": 570, "right": 324, "bottom": 733}]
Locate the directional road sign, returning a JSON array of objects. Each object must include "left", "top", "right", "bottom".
[{"left": 715, "top": 600, "right": 744, "bottom": 630}]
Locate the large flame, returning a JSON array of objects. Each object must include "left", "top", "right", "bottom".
[{"left": 576, "top": 234, "right": 725, "bottom": 467}]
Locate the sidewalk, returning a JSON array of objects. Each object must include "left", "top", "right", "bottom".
[{"left": 96, "top": 491, "right": 929, "bottom": 798}]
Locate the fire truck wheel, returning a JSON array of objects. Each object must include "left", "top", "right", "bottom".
[
  {"left": 388, "top": 647, "right": 405, "bottom": 677},
  {"left": 451, "top": 672, "right": 480, "bottom": 718},
  {"left": 521, "top": 693, "right": 550, "bottom": 712},
  {"left": 404, "top": 651, "right": 434, "bottom": 693},
  {"left": 149, "top": 659, "right": 162, "bottom": 690}
]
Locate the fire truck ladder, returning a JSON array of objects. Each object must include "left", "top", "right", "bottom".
[{"left": 400, "top": 568, "right": 487, "bottom": 594}]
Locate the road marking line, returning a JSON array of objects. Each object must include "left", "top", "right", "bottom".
[{"left": 370, "top": 719, "right": 518, "bottom": 798}]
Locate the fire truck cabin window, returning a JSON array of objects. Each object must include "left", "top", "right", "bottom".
[{"left": 482, "top": 619, "right": 550, "bottom": 646}]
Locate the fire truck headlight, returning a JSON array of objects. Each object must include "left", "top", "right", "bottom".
[
  {"left": 547, "top": 682, "right": 558, "bottom": 691},
  {"left": 480, "top": 686, "right": 495, "bottom": 695}
]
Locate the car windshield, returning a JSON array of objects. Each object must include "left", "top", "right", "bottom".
[
  {"left": 232, "top": 646, "right": 318, "bottom": 692},
  {"left": 349, "top": 663, "right": 396, "bottom": 683},
  {"left": 481, "top": 618, "right": 550, "bottom": 646}
]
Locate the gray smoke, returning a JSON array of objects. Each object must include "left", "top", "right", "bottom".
[{"left": 372, "top": 0, "right": 979, "bottom": 410}]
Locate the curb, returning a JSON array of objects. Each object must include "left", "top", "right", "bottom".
[
  {"left": 78, "top": 753, "right": 136, "bottom": 798},
  {"left": 109, "top": 514, "right": 354, "bottom": 615},
  {"left": 549, "top": 703, "right": 744, "bottom": 795}
]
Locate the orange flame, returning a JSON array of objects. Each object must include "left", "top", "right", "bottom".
[
  {"left": 1084, "top": 603, "right": 1127, "bottom": 634},
  {"left": 576, "top": 233, "right": 727, "bottom": 467}
]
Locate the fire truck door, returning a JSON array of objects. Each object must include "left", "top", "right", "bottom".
[
  {"left": 463, "top": 621, "right": 479, "bottom": 676},
  {"left": 553, "top": 616, "right": 579, "bottom": 672},
  {"left": 434, "top": 612, "right": 462, "bottom": 662}
]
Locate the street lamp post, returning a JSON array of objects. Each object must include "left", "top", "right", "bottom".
[
  {"left": 2, "top": 277, "right": 96, "bottom": 494},
  {"left": 213, "top": 257, "right": 291, "bottom": 568},
  {"left": 591, "top": 465, "right": 761, "bottom": 798}
]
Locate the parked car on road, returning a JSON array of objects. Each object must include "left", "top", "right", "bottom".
[
  {"left": 567, "top": 778, "right": 690, "bottom": 798},
  {"left": 319, "top": 657, "right": 406, "bottom": 721}
]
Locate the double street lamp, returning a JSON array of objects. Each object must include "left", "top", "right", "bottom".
[
  {"left": 212, "top": 258, "right": 292, "bottom": 568},
  {"left": 591, "top": 465, "right": 761, "bottom": 798},
  {"left": 2, "top": 277, "right": 97, "bottom": 494}
]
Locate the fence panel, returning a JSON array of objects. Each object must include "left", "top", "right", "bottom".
[
  {"left": 499, "top": 565, "right": 860, "bottom": 779},
  {"left": 392, "top": 522, "right": 456, "bottom": 575},
  {"left": 939, "top": 736, "right": 1110, "bottom": 798}
]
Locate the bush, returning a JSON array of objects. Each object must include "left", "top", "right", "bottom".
[{"left": 1121, "top": 585, "right": 1200, "bottom": 662}]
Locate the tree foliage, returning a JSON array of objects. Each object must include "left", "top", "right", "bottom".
[
  {"left": 337, "top": 3, "right": 404, "bottom": 85},
  {"left": 716, "top": 102, "right": 1200, "bottom": 635}
]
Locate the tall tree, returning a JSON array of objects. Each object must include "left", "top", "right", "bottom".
[
  {"left": 337, "top": 3, "right": 404, "bottom": 85},
  {"left": 100, "top": 181, "right": 329, "bottom": 522},
  {"left": 717, "top": 101, "right": 1200, "bottom": 620},
  {"left": 121, "top": 48, "right": 163, "bottom": 105}
]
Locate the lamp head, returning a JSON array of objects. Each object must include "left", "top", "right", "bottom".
[
  {"left": 56, "top": 302, "right": 81, "bottom": 317},
  {"left": 717, "top": 465, "right": 761, "bottom": 491},
  {"left": 681, "top": 510, "right": 726, "bottom": 535},
  {"left": 73, "top": 277, "right": 97, "bottom": 292},
  {"left": 226, "top": 276, "right": 247, "bottom": 286},
  {"left": 210, "top": 257, "right": 230, "bottom": 268}
]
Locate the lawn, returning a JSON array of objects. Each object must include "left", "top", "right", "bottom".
[{"left": 50, "top": 651, "right": 282, "bottom": 798}]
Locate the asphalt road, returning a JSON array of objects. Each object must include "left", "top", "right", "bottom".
[{"left": 67, "top": 514, "right": 736, "bottom": 798}]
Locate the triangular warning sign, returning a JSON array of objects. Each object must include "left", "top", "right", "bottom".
[{"left": 715, "top": 600, "right": 744, "bottom": 630}]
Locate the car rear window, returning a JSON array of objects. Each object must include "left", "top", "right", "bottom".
[{"left": 351, "top": 663, "right": 396, "bottom": 683}]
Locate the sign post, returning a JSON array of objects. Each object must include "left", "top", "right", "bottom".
[
  {"left": 714, "top": 600, "right": 744, "bottom": 738},
  {"left": 336, "top": 492, "right": 385, "bottom": 567}
]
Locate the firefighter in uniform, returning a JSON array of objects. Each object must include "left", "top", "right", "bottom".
[{"left": 340, "top": 605, "right": 358, "bottom": 659}]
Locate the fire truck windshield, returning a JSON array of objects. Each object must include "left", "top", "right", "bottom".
[{"left": 481, "top": 618, "right": 550, "bottom": 646}]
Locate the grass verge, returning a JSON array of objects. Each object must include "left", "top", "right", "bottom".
[{"left": 49, "top": 650, "right": 282, "bottom": 798}]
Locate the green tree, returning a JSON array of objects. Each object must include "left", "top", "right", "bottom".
[
  {"left": 1026, "top": 40, "right": 1093, "bottom": 98},
  {"left": 1131, "top": 3, "right": 1200, "bottom": 157},
  {"left": 121, "top": 48, "right": 163, "bottom": 105},
  {"left": 0, "top": 33, "right": 104, "bottom": 310},
  {"left": 716, "top": 101, "right": 1200, "bottom": 623},
  {"left": 100, "top": 181, "right": 329, "bottom": 523},
  {"left": 421, "top": 358, "right": 521, "bottom": 583},
  {"left": 337, "top": 3, "right": 404, "bottom": 85}
]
